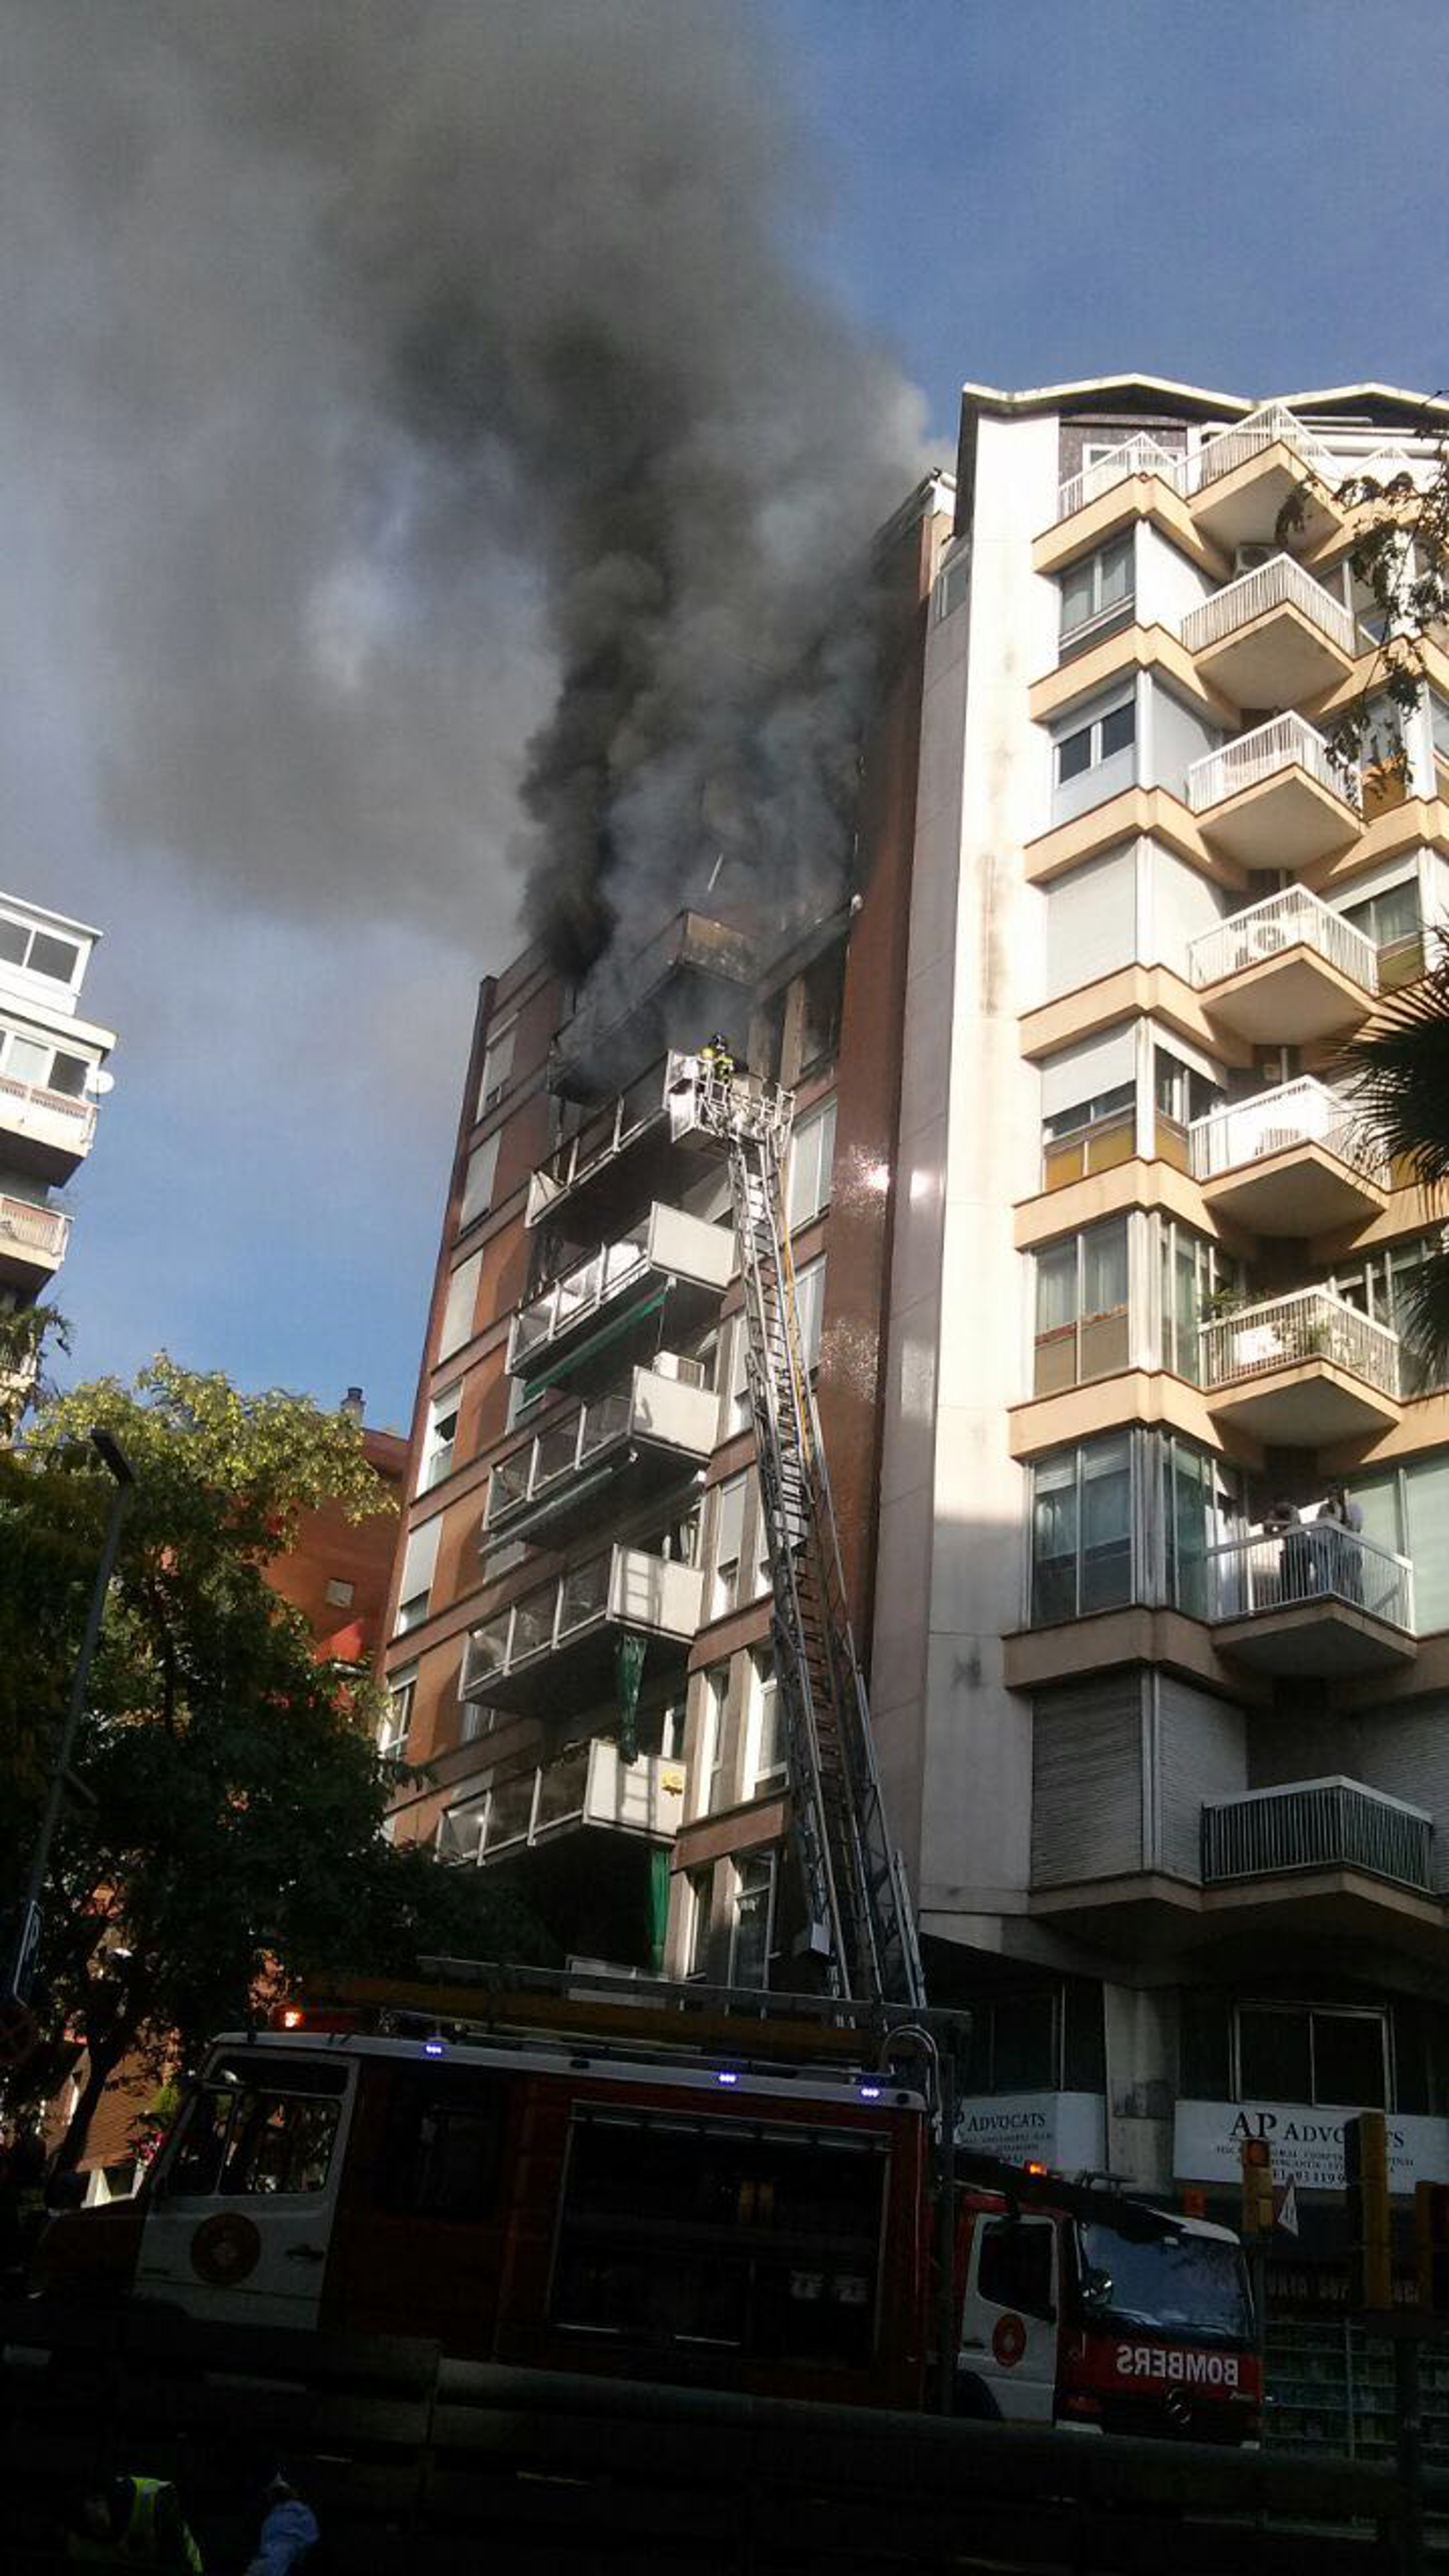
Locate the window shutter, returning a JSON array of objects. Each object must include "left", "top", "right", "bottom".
[
  {"left": 1031, "top": 1677, "right": 1144, "bottom": 1885},
  {"left": 1040, "top": 1025, "right": 1137, "bottom": 1118},
  {"left": 439, "top": 1252, "right": 482, "bottom": 1358}
]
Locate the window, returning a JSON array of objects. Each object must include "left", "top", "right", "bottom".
[
  {"left": 459, "top": 1131, "right": 501, "bottom": 1230},
  {"left": 787, "top": 1099, "right": 837, "bottom": 1231},
  {"left": 1343, "top": 878, "right": 1423, "bottom": 992},
  {"left": 379, "top": 2074, "right": 504, "bottom": 2216},
  {"left": 379, "top": 1676, "right": 414, "bottom": 1760},
  {"left": 1324, "top": 1233, "right": 1447, "bottom": 1397},
  {"left": 794, "top": 1256, "right": 825, "bottom": 1373},
  {"left": 0, "top": 913, "right": 82, "bottom": 986},
  {"left": 1160, "top": 1436, "right": 1221, "bottom": 1620},
  {"left": 395, "top": 1518, "right": 440, "bottom": 1636},
  {"left": 437, "top": 1795, "right": 488, "bottom": 1861},
  {"left": 165, "top": 2056, "right": 347, "bottom": 2199},
  {"left": 1153, "top": 1045, "right": 1222, "bottom": 1171},
  {"left": 324, "top": 1576, "right": 355, "bottom": 1610},
  {"left": 796, "top": 943, "right": 846, "bottom": 1079},
  {"left": 978, "top": 2219, "right": 1055, "bottom": 2321},
  {"left": 696, "top": 1664, "right": 729, "bottom": 1817},
  {"left": 1159, "top": 1219, "right": 1240, "bottom": 1385},
  {"left": 1041, "top": 1081, "right": 1135, "bottom": 1190},
  {"left": 724, "top": 1315, "right": 751, "bottom": 1434},
  {"left": 747, "top": 1650, "right": 786, "bottom": 1794},
  {"left": 711, "top": 1474, "right": 748, "bottom": 1618},
  {"left": 1060, "top": 535, "right": 1134, "bottom": 650},
  {"left": 1054, "top": 693, "right": 1136, "bottom": 787},
  {"left": 421, "top": 1389, "right": 461, "bottom": 1490},
  {"left": 681, "top": 1865, "right": 711, "bottom": 1978},
  {"left": 729, "top": 1853, "right": 778, "bottom": 1988},
  {"left": 1352, "top": 1454, "right": 1449, "bottom": 1633},
  {"left": 0, "top": 1026, "right": 93, "bottom": 1097},
  {"left": 438, "top": 1253, "right": 482, "bottom": 1359},
  {"left": 1236, "top": 2004, "right": 1388, "bottom": 2110},
  {"left": 1033, "top": 1219, "right": 1129, "bottom": 1394},
  {"left": 478, "top": 1020, "right": 516, "bottom": 1114},
  {"left": 1030, "top": 1435, "right": 1134, "bottom": 1626},
  {"left": 964, "top": 1991, "right": 1060, "bottom": 2095}
]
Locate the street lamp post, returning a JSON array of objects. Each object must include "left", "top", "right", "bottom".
[{"left": 4, "top": 1427, "right": 135, "bottom": 2008}]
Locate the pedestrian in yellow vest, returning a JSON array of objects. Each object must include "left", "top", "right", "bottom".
[{"left": 64, "top": 2473, "right": 204, "bottom": 2572}]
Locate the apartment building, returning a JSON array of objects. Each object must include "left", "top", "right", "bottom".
[
  {"left": 0, "top": 889, "right": 114, "bottom": 1341},
  {"left": 382, "top": 472, "right": 955, "bottom": 1982},
  {"left": 880, "top": 375, "right": 1449, "bottom": 2289}
]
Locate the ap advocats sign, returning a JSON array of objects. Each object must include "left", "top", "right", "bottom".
[{"left": 1175, "top": 2099, "right": 1449, "bottom": 2196}]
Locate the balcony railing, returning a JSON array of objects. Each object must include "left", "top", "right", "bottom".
[
  {"left": 1189, "top": 1077, "right": 1387, "bottom": 1188},
  {"left": 550, "top": 910, "right": 759, "bottom": 1096},
  {"left": 0, "top": 1195, "right": 70, "bottom": 1261},
  {"left": 1178, "top": 553, "right": 1359, "bottom": 663},
  {"left": 526, "top": 1058, "right": 673, "bottom": 1228},
  {"left": 461, "top": 1543, "right": 703, "bottom": 1700},
  {"left": 509, "top": 1202, "right": 732, "bottom": 1375},
  {"left": 1184, "top": 713, "right": 1356, "bottom": 818},
  {"left": 1054, "top": 405, "right": 1337, "bottom": 527},
  {"left": 1200, "top": 1287, "right": 1401, "bottom": 1401},
  {"left": 1055, "top": 435, "right": 1184, "bottom": 525},
  {"left": 438, "top": 1740, "right": 685, "bottom": 1865},
  {"left": 1204, "top": 1525, "right": 1415, "bottom": 1634},
  {"left": 1186, "top": 888, "right": 1379, "bottom": 997},
  {"left": 484, "top": 1358, "right": 711, "bottom": 1532},
  {"left": 1202, "top": 1778, "right": 1432, "bottom": 1893},
  {"left": 0, "top": 1073, "right": 96, "bottom": 1146}
]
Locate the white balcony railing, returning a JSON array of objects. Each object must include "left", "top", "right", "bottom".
[
  {"left": 1186, "top": 887, "right": 1379, "bottom": 996},
  {"left": 1189, "top": 1076, "right": 1388, "bottom": 1188},
  {"left": 438, "top": 1740, "right": 685, "bottom": 1866},
  {"left": 1178, "top": 403, "right": 1335, "bottom": 501},
  {"left": 1204, "top": 1524, "right": 1415, "bottom": 1634},
  {"left": 509, "top": 1202, "right": 732, "bottom": 1373},
  {"left": 1178, "top": 553, "right": 1359, "bottom": 663},
  {"left": 1184, "top": 713, "right": 1356, "bottom": 819},
  {"left": 526, "top": 1058, "right": 672, "bottom": 1228},
  {"left": 0, "top": 1195, "right": 70, "bottom": 1261},
  {"left": 1200, "top": 1286, "right": 1401, "bottom": 1401},
  {"left": 461, "top": 1543, "right": 703, "bottom": 1698},
  {"left": 1202, "top": 1777, "right": 1431, "bottom": 1892},
  {"left": 0, "top": 1073, "right": 96, "bottom": 1146},
  {"left": 484, "top": 1359, "right": 711, "bottom": 1531},
  {"left": 1055, "top": 434, "right": 1184, "bottom": 526}
]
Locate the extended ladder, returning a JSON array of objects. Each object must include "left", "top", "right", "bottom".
[{"left": 673, "top": 1056, "right": 924, "bottom": 2009}]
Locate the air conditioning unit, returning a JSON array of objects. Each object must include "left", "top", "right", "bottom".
[
  {"left": 1235, "top": 542, "right": 1277, "bottom": 575},
  {"left": 1246, "top": 919, "right": 1290, "bottom": 960}
]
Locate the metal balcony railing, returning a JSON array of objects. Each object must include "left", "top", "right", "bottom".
[
  {"left": 1204, "top": 1525, "right": 1415, "bottom": 1633},
  {"left": 1189, "top": 1077, "right": 1387, "bottom": 1188},
  {"left": 526, "top": 1058, "right": 673, "bottom": 1228},
  {"left": 1187, "top": 887, "right": 1379, "bottom": 996},
  {"left": 510, "top": 1202, "right": 732, "bottom": 1375},
  {"left": 1178, "top": 553, "right": 1359, "bottom": 662},
  {"left": 484, "top": 1358, "right": 709, "bottom": 1532},
  {"left": 461, "top": 1543, "right": 703, "bottom": 1699},
  {"left": 1199, "top": 1287, "right": 1401, "bottom": 1401},
  {"left": 1184, "top": 713, "right": 1357, "bottom": 819},
  {"left": 0, "top": 1194, "right": 70, "bottom": 1260},
  {"left": 438, "top": 1740, "right": 685, "bottom": 1866},
  {"left": 1202, "top": 1778, "right": 1432, "bottom": 1893},
  {"left": 1055, "top": 435, "right": 1184, "bottom": 525},
  {"left": 0, "top": 1073, "right": 96, "bottom": 1145},
  {"left": 1054, "top": 404, "right": 1337, "bottom": 527},
  {"left": 551, "top": 911, "right": 758, "bottom": 1081}
]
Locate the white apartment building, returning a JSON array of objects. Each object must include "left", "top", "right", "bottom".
[
  {"left": 0, "top": 889, "right": 115, "bottom": 1330},
  {"left": 877, "top": 376, "right": 1449, "bottom": 2293}
]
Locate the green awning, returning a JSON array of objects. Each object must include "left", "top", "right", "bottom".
[{"left": 518, "top": 1287, "right": 669, "bottom": 1408}]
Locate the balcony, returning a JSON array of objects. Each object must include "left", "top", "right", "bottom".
[
  {"left": 0, "top": 1192, "right": 70, "bottom": 1289},
  {"left": 1200, "top": 1286, "right": 1402, "bottom": 1444},
  {"left": 1178, "top": 405, "right": 1344, "bottom": 554},
  {"left": 1179, "top": 555, "right": 1358, "bottom": 708},
  {"left": 550, "top": 910, "right": 760, "bottom": 1105},
  {"left": 1202, "top": 1779, "right": 1432, "bottom": 1897},
  {"left": 1185, "top": 714, "right": 1360, "bottom": 869},
  {"left": 1187, "top": 888, "right": 1380, "bottom": 1047},
  {"left": 460, "top": 1543, "right": 703, "bottom": 1717},
  {"left": 508, "top": 1201, "right": 733, "bottom": 1386},
  {"left": 439, "top": 1739, "right": 685, "bottom": 1866},
  {"left": 1204, "top": 1523, "right": 1416, "bottom": 1676},
  {"left": 526, "top": 1058, "right": 677, "bottom": 1235},
  {"left": 1054, "top": 434, "right": 1184, "bottom": 528},
  {"left": 0, "top": 1074, "right": 96, "bottom": 1183},
  {"left": 1188, "top": 1077, "right": 1389, "bottom": 1234},
  {"left": 483, "top": 1360, "right": 715, "bottom": 1551}
]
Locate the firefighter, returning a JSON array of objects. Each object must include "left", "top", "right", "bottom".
[
  {"left": 244, "top": 2466, "right": 319, "bottom": 2576},
  {"left": 699, "top": 1030, "right": 736, "bottom": 1086},
  {"left": 64, "top": 2473, "right": 204, "bottom": 2571}
]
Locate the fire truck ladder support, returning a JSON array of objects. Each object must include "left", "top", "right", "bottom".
[{"left": 683, "top": 1057, "right": 924, "bottom": 2010}]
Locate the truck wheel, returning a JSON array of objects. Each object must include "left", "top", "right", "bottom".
[{"left": 952, "top": 2373, "right": 999, "bottom": 2420}]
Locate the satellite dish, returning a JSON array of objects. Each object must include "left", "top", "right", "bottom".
[{"left": 85, "top": 1068, "right": 115, "bottom": 1096}]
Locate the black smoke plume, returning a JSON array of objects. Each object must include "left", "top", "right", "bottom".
[{"left": 2, "top": 2, "right": 925, "bottom": 986}]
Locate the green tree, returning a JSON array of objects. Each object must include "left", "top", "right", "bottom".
[
  {"left": 1341, "top": 950, "right": 1449, "bottom": 1368},
  {"left": 3, "top": 1356, "right": 550, "bottom": 2164}
]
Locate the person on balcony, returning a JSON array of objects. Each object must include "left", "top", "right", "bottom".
[
  {"left": 1315, "top": 1485, "right": 1364, "bottom": 1604},
  {"left": 1263, "top": 1496, "right": 1313, "bottom": 1603}
]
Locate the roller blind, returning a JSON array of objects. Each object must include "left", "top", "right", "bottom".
[
  {"left": 1040, "top": 1024, "right": 1138, "bottom": 1118},
  {"left": 1031, "top": 1676, "right": 1144, "bottom": 1886},
  {"left": 439, "top": 1253, "right": 482, "bottom": 1359},
  {"left": 1045, "top": 849, "right": 1136, "bottom": 998}
]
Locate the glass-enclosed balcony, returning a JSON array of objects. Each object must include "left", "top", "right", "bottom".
[
  {"left": 460, "top": 1542, "right": 703, "bottom": 1717},
  {"left": 1202, "top": 1778, "right": 1431, "bottom": 1896},
  {"left": 438, "top": 1739, "right": 685, "bottom": 1867},
  {"left": 0, "top": 1074, "right": 96, "bottom": 1184},
  {"left": 1199, "top": 1286, "right": 1402, "bottom": 1444},
  {"left": 1189, "top": 1078, "right": 1389, "bottom": 1234},
  {"left": 508, "top": 1201, "right": 733, "bottom": 1383},
  {"left": 484, "top": 1360, "right": 715, "bottom": 1551},
  {"left": 1185, "top": 714, "right": 1359, "bottom": 869},
  {"left": 550, "top": 910, "right": 760, "bottom": 1105},
  {"left": 1204, "top": 1523, "right": 1415, "bottom": 1676},
  {"left": 1187, "top": 888, "right": 1379, "bottom": 1047},
  {"left": 1179, "top": 554, "right": 1358, "bottom": 709},
  {"left": 0, "top": 1192, "right": 70, "bottom": 1290}
]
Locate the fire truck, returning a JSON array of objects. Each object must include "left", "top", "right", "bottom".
[{"left": 24, "top": 1055, "right": 1256, "bottom": 2437}]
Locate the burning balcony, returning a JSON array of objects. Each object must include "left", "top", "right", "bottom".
[
  {"left": 508, "top": 1201, "right": 733, "bottom": 1386},
  {"left": 1184, "top": 714, "right": 1360, "bottom": 869},
  {"left": 1204, "top": 1523, "right": 1415, "bottom": 1677},
  {"left": 0, "top": 1192, "right": 70, "bottom": 1290},
  {"left": 1187, "top": 888, "right": 1379, "bottom": 1047},
  {"left": 1179, "top": 554, "right": 1358, "bottom": 708},
  {"left": 460, "top": 1542, "right": 703, "bottom": 1717},
  {"left": 1188, "top": 1078, "right": 1388, "bottom": 1234},
  {"left": 1199, "top": 1286, "right": 1402, "bottom": 1445},
  {"left": 550, "top": 910, "right": 760, "bottom": 1105},
  {"left": 0, "top": 1074, "right": 96, "bottom": 1184},
  {"left": 1202, "top": 1779, "right": 1431, "bottom": 1897},
  {"left": 484, "top": 1360, "right": 715, "bottom": 1552}
]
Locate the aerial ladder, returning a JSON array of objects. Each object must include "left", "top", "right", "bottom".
[{"left": 670, "top": 1050, "right": 925, "bottom": 2010}]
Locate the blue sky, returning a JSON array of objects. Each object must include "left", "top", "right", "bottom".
[{"left": 22, "top": 0, "right": 1449, "bottom": 1433}]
